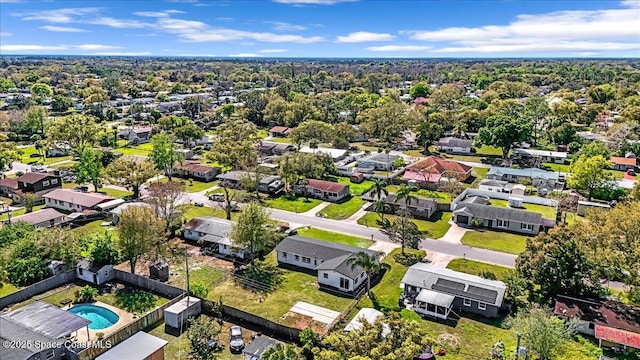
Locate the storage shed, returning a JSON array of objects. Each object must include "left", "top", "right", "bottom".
[
  {"left": 164, "top": 296, "right": 201, "bottom": 330},
  {"left": 149, "top": 261, "right": 169, "bottom": 282}
]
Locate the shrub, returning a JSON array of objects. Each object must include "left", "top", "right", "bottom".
[
  {"left": 188, "top": 282, "right": 210, "bottom": 299},
  {"left": 115, "top": 288, "right": 157, "bottom": 313},
  {"left": 76, "top": 285, "right": 98, "bottom": 303},
  {"left": 6, "top": 257, "right": 48, "bottom": 286},
  {"left": 479, "top": 270, "right": 498, "bottom": 280},
  {"left": 393, "top": 253, "right": 422, "bottom": 267}
]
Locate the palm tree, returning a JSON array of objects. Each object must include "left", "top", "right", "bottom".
[
  {"left": 347, "top": 252, "right": 381, "bottom": 297},
  {"left": 370, "top": 178, "right": 388, "bottom": 200},
  {"left": 395, "top": 184, "right": 418, "bottom": 208},
  {"left": 373, "top": 199, "right": 391, "bottom": 225}
]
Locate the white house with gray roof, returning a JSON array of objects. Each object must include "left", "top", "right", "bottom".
[
  {"left": 487, "top": 167, "right": 563, "bottom": 189},
  {"left": 401, "top": 264, "right": 507, "bottom": 318},
  {"left": 435, "top": 137, "right": 474, "bottom": 154},
  {"left": 183, "top": 216, "right": 249, "bottom": 259},
  {"left": 511, "top": 148, "right": 567, "bottom": 164},
  {"left": 274, "top": 236, "right": 381, "bottom": 293}
]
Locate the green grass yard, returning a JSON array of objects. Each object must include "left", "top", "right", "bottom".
[
  {"left": 178, "top": 204, "right": 233, "bottom": 221},
  {"left": 297, "top": 227, "right": 373, "bottom": 248},
  {"left": 488, "top": 198, "right": 557, "bottom": 219},
  {"left": 269, "top": 137, "right": 292, "bottom": 144},
  {"left": 0, "top": 204, "right": 46, "bottom": 221},
  {"left": 0, "top": 282, "right": 20, "bottom": 297},
  {"left": 115, "top": 143, "right": 153, "bottom": 156},
  {"left": 336, "top": 177, "right": 373, "bottom": 196},
  {"left": 460, "top": 230, "right": 529, "bottom": 254},
  {"left": 263, "top": 195, "right": 321, "bottom": 213},
  {"left": 357, "top": 211, "right": 452, "bottom": 239},
  {"left": 446, "top": 259, "right": 512, "bottom": 281},
  {"left": 18, "top": 146, "right": 72, "bottom": 165},
  {"left": 99, "top": 188, "right": 133, "bottom": 198},
  {"left": 386, "top": 185, "right": 452, "bottom": 204},
  {"left": 321, "top": 196, "right": 365, "bottom": 220},
  {"left": 174, "top": 179, "right": 218, "bottom": 193}
]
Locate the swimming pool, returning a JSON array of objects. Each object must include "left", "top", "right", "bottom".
[{"left": 67, "top": 304, "right": 120, "bottom": 330}]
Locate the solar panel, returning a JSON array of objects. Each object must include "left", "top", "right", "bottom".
[
  {"left": 435, "top": 278, "right": 465, "bottom": 291},
  {"left": 467, "top": 285, "right": 498, "bottom": 303}
]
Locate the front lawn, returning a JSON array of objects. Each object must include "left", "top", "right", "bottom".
[
  {"left": 115, "top": 143, "right": 153, "bottom": 156},
  {"left": 461, "top": 230, "right": 529, "bottom": 254},
  {"left": 472, "top": 167, "right": 489, "bottom": 180},
  {"left": 72, "top": 220, "right": 116, "bottom": 238},
  {"left": 18, "top": 146, "right": 72, "bottom": 165},
  {"left": 263, "top": 195, "right": 321, "bottom": 213},
  {"left": 542, "top": 162, "right": 571, "bottom": 173},
  {"left": 386, "top": 185, "right": 452, "bottom": 204},
  {"left": 98, "top": 188, "right": 133, "bottom": 198},
  {"left": 321, "top": 197, "right": 365, "bottom": 220},
  {"left": 297, "top": 227, "right": 374, "bottom": 248},
  {"left": 174, "top": 179, "right": 218, "bottom": 193},
  {"left": 446, "top": 259, "right": 512, "bottom": 281},
  {"left": 270, "top": 137, "right": 292, "bottom": 144},
  {"left": 178, "top": 204, "right": 233, "bottom": 221},
  {"left": 489, "top": 198, "right": 556, "bottom": 219},
  {"left": 357, "top": 211, "right": 452, "bottom": 239},
  {"left": 336, "top": 177, "right": 373, "bottom": 196}
]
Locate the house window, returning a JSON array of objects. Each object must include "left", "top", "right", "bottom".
[
  {"left": 478, "top": 302, "right": 487, "bottom": 311},
  {"left": 43, "top": 180, "right": 50, "bottom": 186},
  {"left": 302, "top": 257, "right": 311, "bottom": 264},
  {"left": 463, "top": 299, "right": 471, "bottom": 307},
  {"left": 51, "top": 179, "right": 58, "bottom": 184},
  {"left": 496, "top": 219, "right": 509, "bottom": 228},
  {"left": 282, "top": 252, "right": 287, "bottom": 259},
  {"left": 323, "top": 273, "right": 328, "bottom": 279},
  {"left": 78, "top": 268, "right": 83, "bottom": 275},
  {"left": 294, "top": 255, "right": 300, "bottom": 261},
  {"left": 340, "top": 278, "right": 350, "bottom": 289},
  {"left": 588, "top": 323, "right": 595, "bottom": 330},
  {"left": 520, "top": 223, "right": 534, "bottom": 231}
]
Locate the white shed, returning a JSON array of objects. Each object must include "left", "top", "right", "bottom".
[{"left": 164, "top": 296, "right": 201, "bottom": 330}]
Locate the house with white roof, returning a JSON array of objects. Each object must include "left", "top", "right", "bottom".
[{"left": 511, "top": 148, "right": 568, "bottom": 164}]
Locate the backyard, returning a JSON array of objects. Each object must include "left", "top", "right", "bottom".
[
  {"left": 386, "top": 185, "right": 452, "bottom": 204},
  {"left": 114, "top": 143, "right": 153, "bottom": 156},
  {"left": 263, "top": 195, "right": 322, "bottom": 213},
  {"left": 488, "top": 198, "right": 557, "bottom": 219},
  {"left": 320, "top": 196, "right": 365, "bottom": 220},
  {"left": 446, "top": 259, "right": 512, "bottom": 281},
  {"left": 98, "top": 187, "right": 133, "bottom": 198},
  {"left": 357, "top": 211, "right": 452, "bottom": 239},
  {"left": 297, "top": 227, "right": 374, "bottom": 248},
  {"left": 335, "top": 177, "right": 373, "bottom": 196},
  {"left": 460, "top": 230, "right": 529, "bottom": 254}
]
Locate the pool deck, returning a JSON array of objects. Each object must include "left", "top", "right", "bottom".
[{"left": 63, "top": 301, "right": 134, "bottom": 342}]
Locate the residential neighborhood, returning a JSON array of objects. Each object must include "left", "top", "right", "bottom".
[{"left": 1, "top": 5, "right": 640, "bottom": 358}]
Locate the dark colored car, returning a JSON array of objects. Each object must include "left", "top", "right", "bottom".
[{"left": 229, "top": 326, "right": 244, "bottom": 352}]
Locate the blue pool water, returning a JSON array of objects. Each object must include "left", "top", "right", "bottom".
[{"left": 67, "top": 305, "right": 120, "bottom": 330}]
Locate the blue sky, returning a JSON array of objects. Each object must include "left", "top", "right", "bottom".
[{"left": 0, "top": 0, "right": 639, "bottom": 57}]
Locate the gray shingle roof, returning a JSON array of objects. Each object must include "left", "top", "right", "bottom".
[
  {"left": 0, "top": 318, "right": 62, "bottom": 360},
  {"left": 275, "top": 236, "right": 378, "bottom": 263},
  {"left": 243, "top": 336, "right": 280, "bottom": 358},
  {"left": 401, "top": 263, "right": 506, "bottom": 307},
  {"left": 315, "top": 254, "right": 365, "bottom": 279},
  {"left": 96, "top": 331, "right": 168, "bottom": 360},
  {"left": 359, "top": 152, "right": 402, "bottom": 164},
  {"left": 454, "top": 202, "right": 543, "bottom": 224},
  {"left": 1, "top": 301, "right": 91, "bottom": 339},
  {"left": 183, "top": 216, "right": 232, "bottom": 241},
  {"left": 435, "top": 137, "right": 473, "bottom": 148}
]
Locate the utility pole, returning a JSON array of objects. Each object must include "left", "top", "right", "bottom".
[{"left": 515, "top": 331, "right": 521, "bottom": 360}]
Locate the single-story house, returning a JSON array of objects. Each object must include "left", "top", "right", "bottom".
[
  {"left": 434, "top": 137, "right": 474, "bottom": 154},
  {"left": 299, "top": 146, "right": 348, "bottom": 162},
  {"left": 453, "top": 200, "right": 544, "bottom": 235},
  {"left": 292, "top": 179, "right": 350, "bottom": 203},
  {"left": 196, "top": 135, "right": 215, "bottom": 150},
  {"left": 9, "top": 208, "right": 68, "bottom": 228},
  {"left": 118, "top": 126, "right": 153, "bottom": 144},
  {"left": 96, "top": 331, "right": 168, "bottom": 360},
  {"left": 176, "top": 148, "right": 194, "bottom": 160},
  {"left": 216, "top": 171, "right": 284, "bottom": 194},
  {"left": 183, "top": 216, "right": 249, "bottom": 259},
  {"left": 258, "top": 141, "right": 294, "bottom": 156},
  {"left": 362, "top": 192, "right": 438, "bottom": 220},
  {"left": 554, "top": 295, "right": 640, "bottom": 350},
  {"left": 610, "top": 156, "right": 637, "bottom": 172},
  {"left": 401, "top": 264, "right": 507, "bottom": 318},
  {"left": 173, "top": 161, "right": 221, "bottom": 182},
  {"left": 275, "top": 235, "right": 381, "bottom": 293},
  {"left": 403, "top": 156, "right": 472, "bottom": 186},
  {"left": 478, "top": 179, "right": 526, "bottom": 195},
  {"left": 243, "top": 336, "right": 281, "bottom": 360},
  {"left": 511, "top": 148, "right": 568, "bottom": 164},
  {"left": 110, "top": 201, "right": 153, "bottom": 225},
  {"left": 270, "top": 126, "right": 292, "bottom": 137},
  {"left": 357, "top": 153, "right": 402, "bottom": 171},
  {"left": 487, "top": 167, "right": 561, "bottom": 189},
  {"left": 76, "top": 259, "right": 114, "bottom": 286},
  {"left": 46, "top": 142, "right": 71, "bottom": 157},
  {"left": 0, "top": 301, "right": 91, "bottom": 360},
  {"left": 43, "top": 189, "right": 115, "bottom": 212}
]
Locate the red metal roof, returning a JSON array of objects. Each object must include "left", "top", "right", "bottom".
[
  {"left": 0, "top": 178, "right": 18, "bottom": 190},
  {"left": 610, "top": 157, "right": 637, "bottom": 166},
  {"left": 305, "top": 179, "right": 348, "bottom": 193},
  {"left": 595, "top": 325, "right": 640, "bottom": 349}
]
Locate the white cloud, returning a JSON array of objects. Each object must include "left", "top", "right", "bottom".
[
  {"left": 0, "top": 32, "right": 12, "bottom": 36},
  {"left": 88, "top": 17, "right": 149, "bottom": 28},
  {"left": 155, "top": 17, "right": 324, "bottom": 43},
  {"left": 259, "top": 49, "right": 288, "bottom": 53},
  {"left": 266, "top": 21, "right": 306, "bottom": 31},
  {"left": 41, "top": 25, "right": 88, "bottom": 33},
  {"left": 366, "top": 45, "right": 431, "bottom": 52},
  {"left": 406, "top": 4, "right": 640, "bottom": 54},
  {"left": 273, "top": 0, "right": 357, "bottom": 4},
  {"left": 134, "top": 10, "right": 184, "bottom": 17},
  {"left": 0, "top": 0, "right": 24, "bottom": 3},
  {"left": 15, "top": 7, "right": 102, "bottom": 23},
  {"left": 1, "top": 44, "right": 68, "bottom": 52},
  {"left": 74, "top": 44, "right": 122, "bottom": 51},
  {"left": 228, "top": 53, "right": 261, "bottom": 57},
  {"left": 336, "top": 31, "right": 394, "bottom": 43},
  {"left": 90, "top": 51, "right": 153, "bottom": 56}
]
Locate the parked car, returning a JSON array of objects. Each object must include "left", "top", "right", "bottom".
[
  {"left": 194, "top": 202, "right": 204, "bottom": 207},
  {"left": 229, "top": 326, "right": 244, "bottom": 352},
  {"left": 74, "top": 185, "right": 89, "bottom": 193},
  {"left": 208, "top": 193, "right": 224, "bottom": 202},
  {"left": 284, "top": 228, "right": 298, "bottom": 236}
]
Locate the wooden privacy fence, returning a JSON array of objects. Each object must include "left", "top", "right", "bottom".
[{"left": 0, "top": 270, "right": 75, "bottom": 309}]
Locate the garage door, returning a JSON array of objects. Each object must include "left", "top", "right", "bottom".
[{"left": 456, "top": 215, "right": 469, "bottom": 224}]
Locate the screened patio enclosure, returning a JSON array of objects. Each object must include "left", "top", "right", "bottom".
[{"left": 413, "top": 289, "right": 454, "bottom": 320}]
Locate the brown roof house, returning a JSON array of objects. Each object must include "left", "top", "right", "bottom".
[
  {"left": 0, "top": 172, "right": 62, "bottom": 203},
  {"left": 293, "top": 179, "right": 350, "bottom": 203},
  {"left": 173, "top": 161, "right": 221, "bottom": 182},
  {"left": 403, "top": 156, "right": 472, "bottom": 187},
  {"left": 8, "top": 208, "right": 68, "bottom": 228},
  {"left": 270, "top": 126, "right": 293, "bottom": 137},
  {"left": 43, "top": 189, "right": 114, "bottom": 213},
  {"left": 610, "top": 156, "right": 637, "bottom": 172}
]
